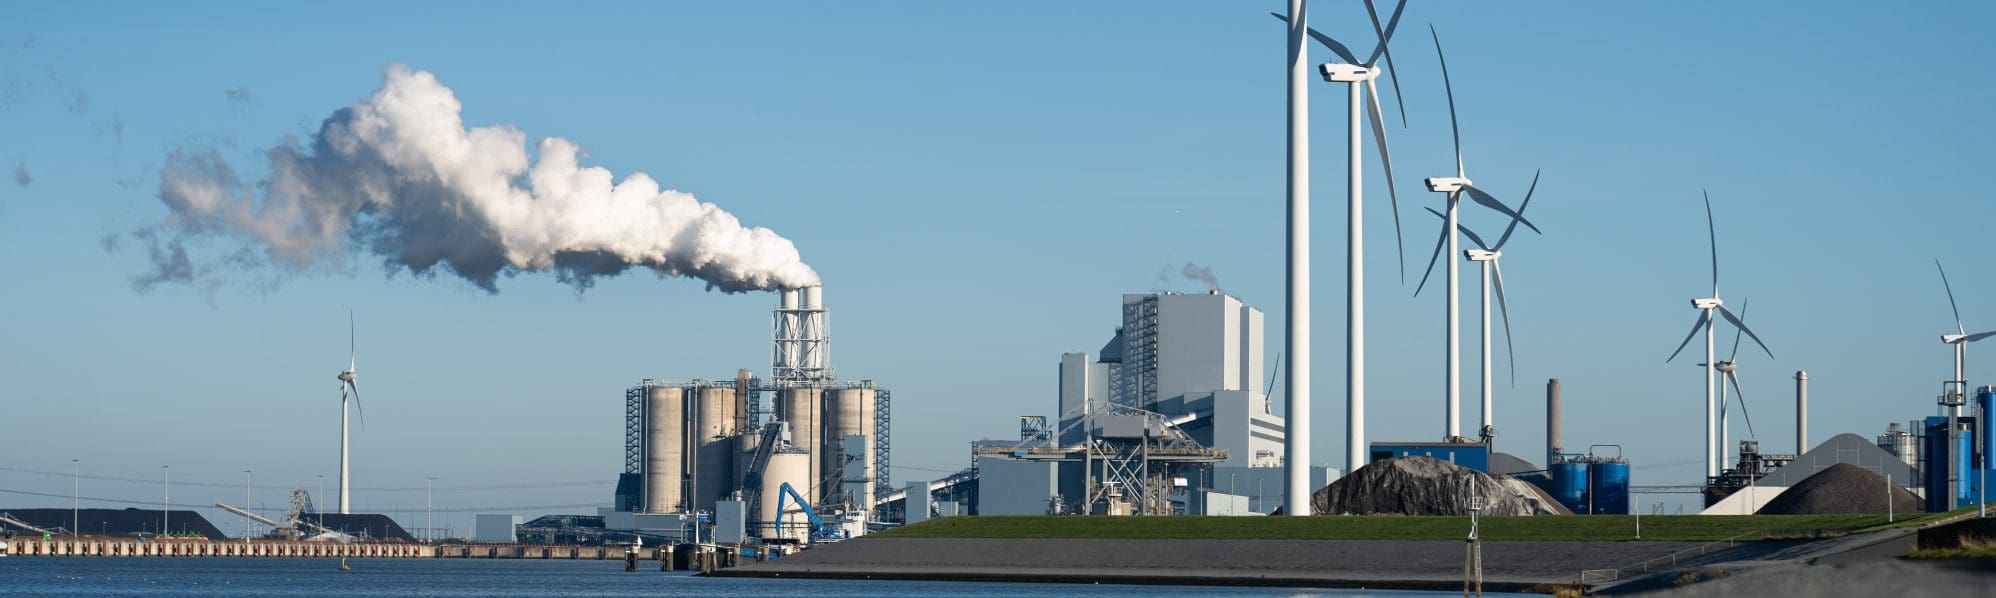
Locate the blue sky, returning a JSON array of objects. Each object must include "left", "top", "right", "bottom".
[{"left": 3, "top": 1, "right": 1994, "bottom": 528}]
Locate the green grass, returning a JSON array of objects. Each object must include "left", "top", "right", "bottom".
[
  {"left": 873, "top": 514, "right": 1896, "bottom": 542},
  {"left": 1910, "top": 537, "right": 1996, "bottom": 560}
]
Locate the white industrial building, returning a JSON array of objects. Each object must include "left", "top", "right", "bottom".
[{"left": 981, "top": 290, "right": 1329, "bottom": 516}]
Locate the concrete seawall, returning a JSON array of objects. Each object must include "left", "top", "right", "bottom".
[{"left": 3, "top": 539, "right": 432, "bottom": 558}]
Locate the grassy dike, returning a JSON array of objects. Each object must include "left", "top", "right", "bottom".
[{"left": 873, "top": 514, "right": 1907, "bottom": 542}]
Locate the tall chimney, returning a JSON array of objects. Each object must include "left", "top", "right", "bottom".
[
  {"left": 1795, "top": 370, "right": 1809, "bottom": 455},
  {"left": 1547, "top": 378, "right": 1562, "bottom": 468}
]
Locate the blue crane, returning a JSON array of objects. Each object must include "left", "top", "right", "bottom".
[{"left": 774, "top": 482, "right": 846, "bottom": 541}]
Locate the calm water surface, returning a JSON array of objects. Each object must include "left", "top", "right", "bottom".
[{"left": 0, "top": 557, "right": 1530, "bottom": 597}]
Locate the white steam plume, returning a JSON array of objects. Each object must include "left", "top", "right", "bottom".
[{"left": 134, "top": 64, "right": 818, "bottom": 294}]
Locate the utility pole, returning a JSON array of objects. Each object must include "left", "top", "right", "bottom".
[
  {"left": 426, "top": 475, "right": 435, "bottom": 543},
  {"left": 317, "top": 474, "right": 326, "bottom": 530},
  {"left": 71, "top": 459, "right": 79, "bottom": 539}
]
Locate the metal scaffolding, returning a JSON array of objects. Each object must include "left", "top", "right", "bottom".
[
  {"left": 875, "top": 388, "right": 892, "bottom": 500},
  {"left": 976, "top": 402, "right": 1226, "bottom": 516},
  {"left": 623, "top": 384, "right": 645, "bottom": 475},
  {"left": 1120, "top": 296, "right": 1159, "bottom": 409}
]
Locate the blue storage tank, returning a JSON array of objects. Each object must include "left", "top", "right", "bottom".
[
  {"left": 1586, "top": 460, "right": 1631, "bottom": 515},
  {"left": 1925, "top": 415, "right": 1976, "bottom": 512},
  {"left": 1548, "top": 462, "right": 1588, "bottom": 514}
]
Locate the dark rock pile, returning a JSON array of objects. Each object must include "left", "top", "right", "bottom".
[
  {"left": 1305, "top": 456, "right": 1571, "bottom": 516},
  {"left": 1756, "top": 463, "right": 1924, "bottom": 515}
]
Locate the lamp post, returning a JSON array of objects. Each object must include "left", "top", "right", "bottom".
[
  {"left": 317, "top": 474, "right": 326, "bottom": 530},
  {"left": 244, "top": 469, "right": 253, "bottom": 540},
  {"left": 71, "top": 459, "right": 79, "bottom": 538},
  {"left": 426, "top": 475, "right": 435, "bottom": 543},
  {"left": 162, "top": 465, "right": 170, "bottom": 538}
]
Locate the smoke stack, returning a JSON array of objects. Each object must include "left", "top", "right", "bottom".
[
  {"left": 772, "top": 284, "right": 831, "bottom": 383},
  {"left": 1547, "top": 378, "right": 1562, "bottom": 467},
  {"left": 1795, "top": 370, "right": 1809, "bottom": 454}
]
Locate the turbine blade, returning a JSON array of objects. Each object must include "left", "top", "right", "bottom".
[
  {"left": 1414, "top": 215, "right": 1449, "bottom": 298},
  {"left": 1704, "top": 191, "right": 1718, "bottom": 298},
  {"left": 1727, "top": 370, "right": 1756, "bottom": 439},
  {"left": 1666, "top": 311, "right": 1712, "bottom": 363},
  {"left": 1430, "top": 24, "right": 1463, "bottom": 177},
  {"left": 1269, "top": 13, "right": 1361, "bottom": 65},
  {"left": 1492, "top": 169, "right": 1540, "bottom": 251},
  {"left": 1464, "top": 184, "right": 1542, "bottom": 234},
  {"left": 348, "top": 382, "right": 364, "bottom": 430},
  {"left": 1716, "top": 304, "right": 1774, "bottom": 360},
  {"left": 1728, "top": 298, "right": 1749, "bottom": 362},
  {"left": 1492, "top": 259, "right": 1517, "bottom": 386},
  {"left": 1363, "top": 0, "right": 1409, "bottom": 127},
  {"left": 1365, "top": 80, "right": 1405, "bottom": 282},
  {"left": 1963, "top": 330, "right": 1996, "bottom": 343},
  {"left": 349, "top": 310, "right": 357, "bottom": 375},
  {"left": 1938, "top": 258, "right": 1967, "bottom": 335}
]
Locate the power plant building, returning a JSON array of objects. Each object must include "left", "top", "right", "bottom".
[{"left": 982, "top": 291, "right": 1302, "bottom": 516}]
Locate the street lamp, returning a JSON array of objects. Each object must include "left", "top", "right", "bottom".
[
  {"left": 425, "top": 475, "right": 435, "bottom": 543},
  {"left": 244, "top": 469, "right": 253, "bottom": 541},
  {"left": 162, "top": 465, "right": 170, "bottom": 538},
  {"left": 71, "top": 459, "right": 79, "bottom": 539}
]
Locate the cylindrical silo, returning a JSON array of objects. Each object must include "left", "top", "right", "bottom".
[
  {"left": 643, "top": 386, "right": 685, "bottom": 514},
  {"left": 777, "top": 387, "right": 822, "bottom": 502},
  {"left": 692, "top": 387, "right": 738, "bottom": 512},
  {"left": 1549, "top": 461, "right": 1588, "bottom": 514},
  {"left": 823, "top": 387, "right": 878, "bottom": 507},
  {"left": 758, "top": 449, "right": 811, "bottom": 541},
  {"left": 1587, "top": 460, "right": 1631, "bottom": 515}
]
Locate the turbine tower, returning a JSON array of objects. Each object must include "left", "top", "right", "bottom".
[
  {"left": 1666, "top": 193, "right": 1771, "bottom": 479},
  {"left": 1280, "top": 0, "right": 1310, "bottom": 516},
  {"left": 1418, "top": 26, "right": 1539, "bottom": 441},
  {"left": 1935, "top": 260, "right": 1995, "bottom": 417},
  {"left": 336, "top": 312, "right": 363, "bottom": 515},
  {"left": 1426, "top": 170, "right": 1537, "bottom": 447},
  {"left": 1274, "top": 0, "right": 1410, "bottom": 487}
]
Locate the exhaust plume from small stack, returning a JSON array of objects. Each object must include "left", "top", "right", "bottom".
[
  {"left": 131, "top": 64, "right": 819, "bottom": 294},
  {"left": 1181, "top": 261, "right": 1222, "bottom": 293}
]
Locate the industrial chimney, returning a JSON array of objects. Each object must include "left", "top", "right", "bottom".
[
  {"left": 1546, "top": 378, "right": 1562, "bottom": 468},
  {"left": 1794, "top": 370, "right": 1808, "bottom": 455},
  {"left": 772, "top": 284, "right": 832, "bottom": 384}
]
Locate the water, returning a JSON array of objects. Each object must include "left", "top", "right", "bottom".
[{"left": 0, "top": 558, "right": 1521, "bottom": 597}]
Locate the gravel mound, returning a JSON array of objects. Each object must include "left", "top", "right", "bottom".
[
  {"left": 1755, "top": 463, "right": 1924, "bottom": 515},
  {"left": 1306, "top": 456, "right": 1571, "bottom": 516}
]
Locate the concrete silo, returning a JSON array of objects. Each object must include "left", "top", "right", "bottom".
[
  {"left": 777, "top": 387, "right": 822, "bottom": 502},
  {"left": 692, "top": 386, "right": 738, "bottom": 512},
  {"left": 823, "top": 387, "right": 876, "bottom": 507},
  {"left": 758, "top": 449, "right": 812, "bottom": 541},
  {"left": 642, "top": 386, "right": 685, "bottom": 514}
]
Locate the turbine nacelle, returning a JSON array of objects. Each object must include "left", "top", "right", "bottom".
[
  {"left": 338, "top": 371, "right": 356, "bottom": 382},
  {"left": 1425, "top": 176, "right": 1470, "bottom": 193},
  {"left": 1465, "top": 249, "right": 1498, "bottom": 262},
  {"left": 1318, "top": 63, "right": 1375, "bottom": 83},
  {"left": 1943, "top": 333, "right": 1968, "bottom": 344},
  {"left": 1692, "top": 298, "right": 1723, "bottom": 310}
]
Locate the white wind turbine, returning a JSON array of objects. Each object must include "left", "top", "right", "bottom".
[
  {"left": 1935, "top": 260, "right": 1996, "bottom": 417},
  {"left": 1701, "top": 299, "right": 1760, "bottom": 470},
  {"left": 337, "top": 312, "right": 364, "bottom": 515},
  {"left": 1424, "top": 169, "right": 1538, "bottom": 446},
  {"left": 1417, "top": 25, "right": 1540, "bottom": 441},
  {"left": 1666, "top": 193, "right": 1773, "bottom": 479},
  {"left": 1273, "top": 0, "right": 1411, "bottom": 486}
]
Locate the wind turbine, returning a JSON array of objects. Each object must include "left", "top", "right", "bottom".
[
  {"left": 1272, "top": 0, "right": 1410, "bottom": 483},
  {"left": 1666, "top": 193, "right": 1772, "bottom": 479},
  {"left": 337, "top": 312, "right": 363, "bottom": 515},
  {"left": 1418, "top": 25, "right": 1540, "bottom": 441},
  {"left": 1935, "top": 260, "right": 1995, "bottom": 417},
  {"left": 1700, "top": 299, "right": 1759, "bottom": 470},
  {"left": 1424, "top": 170, "right": 1538, "bottom": 447}
]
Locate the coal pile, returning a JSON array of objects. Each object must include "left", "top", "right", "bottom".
[
  {"left": 1756, "top": 463, "right": 1924, "bottom": 515},
  {"left": 1305, "top": 456, "right": 1571, "bottom": 516}
]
